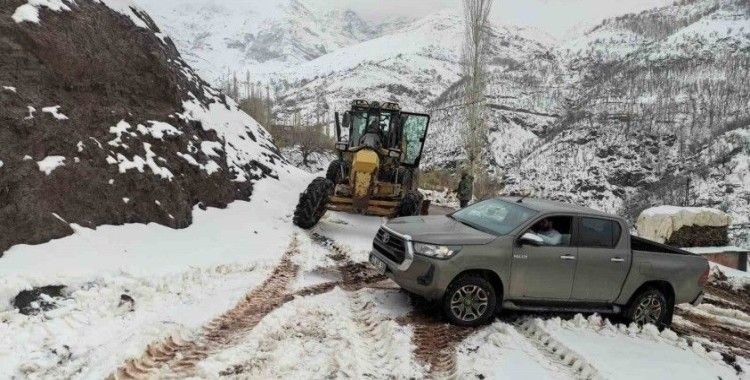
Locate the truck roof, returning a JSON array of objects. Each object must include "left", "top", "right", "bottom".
[{"left": 499, "top": 197, "right": 617, "bottom": 219}]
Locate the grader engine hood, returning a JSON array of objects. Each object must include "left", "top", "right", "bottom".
[{"left": 352, "top": 149, "right": 379, "bottom": 198}]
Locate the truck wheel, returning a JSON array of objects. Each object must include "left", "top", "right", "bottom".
[
  {"left": 397, "top": 190, "right": 423, "bottom": 217},
  {"left": 325, "top": 160, "right": 345, "bottom": 183},
  {"left": 624, "top": 287, "right": 671, "bottom": 327},
  {"left": 293, "top": 177, "right": 334, "bottom": 229},
  {"left": 442, "top": 275, "right": 497, "bottom": 327}
]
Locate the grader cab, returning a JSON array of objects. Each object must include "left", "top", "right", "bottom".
[{"left": 293, "top": 100, "right": 431, "bottom": 229}]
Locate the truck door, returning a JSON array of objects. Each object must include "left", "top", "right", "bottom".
[
  {"left": 510, "top": 215, "right": 576, "bottom": 301},
  {"left": 570, "top": 217, "right": 630, "bottom": 302}
]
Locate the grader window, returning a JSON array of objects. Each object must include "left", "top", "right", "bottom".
[{"left": 401, "top": 113, "right": 430, "bottom": 166}]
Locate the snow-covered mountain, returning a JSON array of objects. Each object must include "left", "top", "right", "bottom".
[
  {"left": 140, "top": 0, "right": 749, "bottom": 239},
  {"left": 136, "top": 0, "right": 409, "bottom": 84}
]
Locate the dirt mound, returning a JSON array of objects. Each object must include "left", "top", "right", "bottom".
[
  {"left": 0, "top": 1, "right": 283, "bottom": 255},
  {"left": 667, "top": 225, "right": 729, "bottom": 247}
]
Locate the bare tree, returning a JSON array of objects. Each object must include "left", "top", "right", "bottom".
[{"left": 462, "top": 0, "right": 493, "bottom": 193}]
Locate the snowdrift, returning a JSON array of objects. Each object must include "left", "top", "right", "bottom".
[{"left": 0, "top": 0, "right": 286, "bottom": 254}]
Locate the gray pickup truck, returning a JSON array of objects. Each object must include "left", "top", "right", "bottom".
[{"left": 369, "top": 197, "right": 709, "bottom": 327}]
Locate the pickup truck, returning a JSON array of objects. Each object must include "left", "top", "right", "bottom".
[{"left": 369, "top": 197, "right": 709, "bottom": 327}]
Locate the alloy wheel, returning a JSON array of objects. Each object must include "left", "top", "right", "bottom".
[
  {"left": 633, "top": 293, "right": 663, "bottom": 325},
  {"left": 449, "top": 285, "right": 489, "bottom": 322}
]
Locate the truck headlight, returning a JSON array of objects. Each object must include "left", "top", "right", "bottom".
[{"left": 412, "top": 243, "right": 461, "bottom": 259}]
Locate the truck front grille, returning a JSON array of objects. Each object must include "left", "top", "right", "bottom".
[{"left": 373, "top": 227, "right": 406, "bottom": 264}]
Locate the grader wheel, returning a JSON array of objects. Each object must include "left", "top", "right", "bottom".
[{"left": 293, "top": 177, "right": 334, "bottom": 229}]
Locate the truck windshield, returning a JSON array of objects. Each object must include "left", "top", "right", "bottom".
[{"left": 451, "top": 199, "right": 537, "bottom": 236}]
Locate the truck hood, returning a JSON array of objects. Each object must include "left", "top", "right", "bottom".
[{"left": 386, "top": 215, "right": 496, "bottom": 245}]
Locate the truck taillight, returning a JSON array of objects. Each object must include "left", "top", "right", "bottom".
[{"left": 698, "top": 266, "right": 710, "bottom": 287}]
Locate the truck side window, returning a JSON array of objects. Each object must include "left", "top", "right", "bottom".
[
  {"left": 527, "top": 216, "right": 573, "bottom": 247},
  {"left": 579, "top": 218, "right": 621, "bottom": 248}
]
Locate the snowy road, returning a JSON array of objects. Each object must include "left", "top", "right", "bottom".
[
  {"left": 108, "top": 212, "right": 747, "bottom": 379},
  {"left": 1, "top": 172, "right": 748, "bottom": 379}
]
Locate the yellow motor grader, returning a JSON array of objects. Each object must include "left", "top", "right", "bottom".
[{"left": 293, "top": 100, "right": 431, "bottom": 229}]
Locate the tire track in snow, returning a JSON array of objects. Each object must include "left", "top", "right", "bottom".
[
  {"left": 514, "top": 318, "right": 601, "bottom": 380},
  {"left": 110, "top": 235, "right": 302, "bottom": 379},
  {"left": 398, "top": 311, "right": 473, "bottom": 379},
  {"left": 309, "top": 231, "right": 421, "bottom": 378},
  {"left": 312, "top": 230, "right": 476, "bottom": 379}
]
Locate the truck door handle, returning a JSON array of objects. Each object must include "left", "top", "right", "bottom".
[
  {"left": 560, "top": 255, "right": 576, "bottom": 260},
  {"left": 611, "top": 257, "right": 624, "bottom": 262}
]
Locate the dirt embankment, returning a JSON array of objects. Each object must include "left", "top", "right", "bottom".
[{"left": 0, "top": 0, "right": 281, "bottom": 255}]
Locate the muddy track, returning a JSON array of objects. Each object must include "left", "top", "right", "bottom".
[
  {"left": 309, "top": 232, "right": 387, "bottom": 290},
  {"left": 704, "top": 284, "right": 750, "bottom": 314},
  {"left": 673, "top": 283, "right": 750, "bottom": 370},
  {"left": 110, "top": 236, "right": 302, "bottom": 379},
  {"left": 398, "top": 311, "right": 473, "bottom": 379},
  {"left": 674, "top": 309, "right": 750, "bottom": 358},
  {"left": 312, "top": 231, "right": 477, "bottom": 379}
]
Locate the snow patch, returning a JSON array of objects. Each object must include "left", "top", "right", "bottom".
[
  {"left": 113, "top": 143, "right": 174, "bottom": 180},
  {"left": 41, "top": 105, "right": 68, "bottom": 120},
  {"left": 2, "top": 86, "right": 17, "bottom": 93},
  {"left": 12, "top": 0, "right": 70, "bottom": 24},
  {"left": 36, "top": 156, "right": 66, "bottom": 175},
  {"left": 136, "top": 121, "right": 182, "bottom": 140},
  {"left": 24, "top": 106, "right": 36, "bottom": 120}
]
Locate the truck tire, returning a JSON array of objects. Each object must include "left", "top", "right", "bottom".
[
  {"left": 624, "top": 287, "right": 671, "bottom": 327},
  {"left": 397, "top": 190, "right": 423, "bottom": 217},
  {"left": 293, "top": 177, "right": 334, "bottom": 229},
  {"left": 442, "top": 275, "right": 497, "bottom": 327},
  {"left": 325, "top": 160, "right": 345, "bottom": 184}
]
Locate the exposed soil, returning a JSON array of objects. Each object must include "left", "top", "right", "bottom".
[
  {"left": 0, "top": 0, "right": 281, "bottom": 255},
  {"left": 673, "top": 282, "right": 750, "bottom": 370},
  {"left": 12, "top": 285, "right": 66, "bottom": 315},
  {"left": 666, "top": 226, "right": 729, "bottom": 247},
  {"left": 111, "top": 236, "right": 301, "bottom": 379}
]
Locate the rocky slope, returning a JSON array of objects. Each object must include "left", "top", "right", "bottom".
[{"left": 0, "top": 0, "right": 285, "bottom": 255}]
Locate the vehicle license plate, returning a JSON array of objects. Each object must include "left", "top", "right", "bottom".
[{"left": 369, "top": 254, "right": 387, "bottom": 274}]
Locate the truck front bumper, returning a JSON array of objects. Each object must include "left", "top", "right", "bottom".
[{"left": 369, "top": 249, "right": 449, "bottom": 301}]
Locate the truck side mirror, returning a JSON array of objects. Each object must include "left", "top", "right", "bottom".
[{"left": 519, "top": 232, "right": 544, "bottom": 246}]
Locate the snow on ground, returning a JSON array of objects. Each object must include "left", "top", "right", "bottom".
[
  {"left": 0, "top": 167, "right": 313, "bottom": 378},
  {"left": 2, "top": 85, "right": 16, "bottom": 92},
  {"left": 525, "top": 314, "right": 738, "bottom": 380},
  {"left": 2, "top": 166, "right": 749, "bottom": 378},
  {"left": 35, "top": 155, "right": 65, "bottom": 175},
  {"left": 457, "top": 322, "right": 575, "bottom": 379},
  {"left": 710, "top": 262, "right": 750, "bottom": 292}
]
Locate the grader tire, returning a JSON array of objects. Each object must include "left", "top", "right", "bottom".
[
  {"left": 293, "top": 177, "right": 334, "bottom": 229},
  {"left": 398, "top": 190, "right": 423, "bottom": 217},
  {"left": 325, "top": 160, "right": 345, "bottom": 184}
]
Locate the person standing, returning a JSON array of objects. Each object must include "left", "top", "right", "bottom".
[{"left": 456, "top": 171, "right": 474, "bottom": 208}]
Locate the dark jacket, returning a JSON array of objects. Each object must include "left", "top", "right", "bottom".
[{"left": 457, "top": 175, "right": 473, "bottom": 201}]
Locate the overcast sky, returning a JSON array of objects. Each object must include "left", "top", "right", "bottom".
[{"left": 307, "top": 0, "right": 674, "bottom": 37}]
